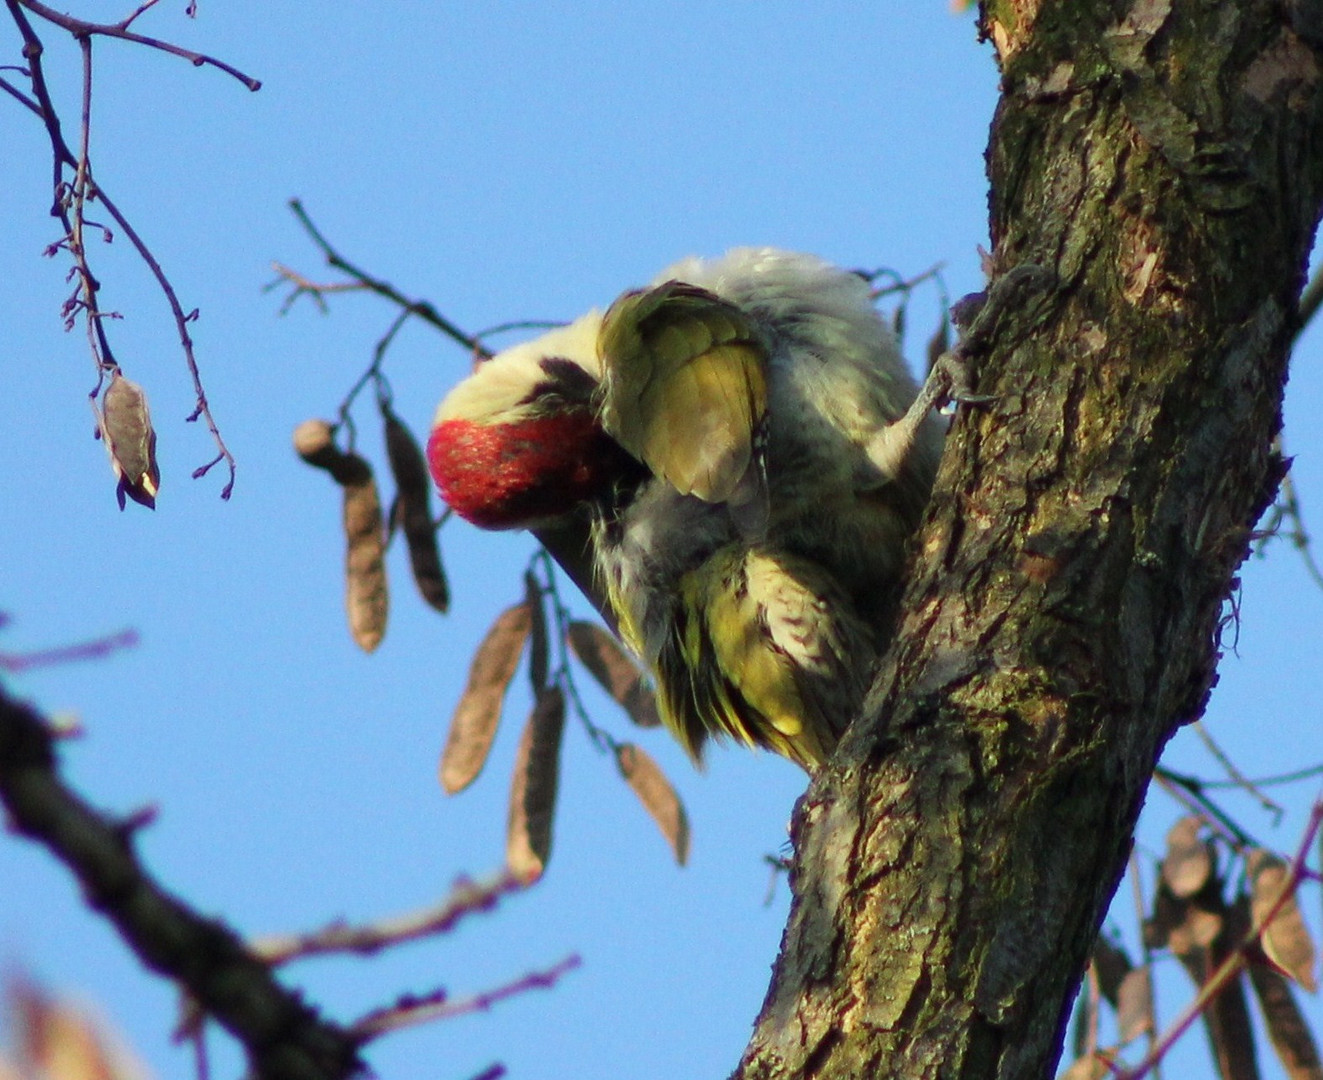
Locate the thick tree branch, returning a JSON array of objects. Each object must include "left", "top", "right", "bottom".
[
  {"left": 736, "top": 3, "right": 1323, "bottom": 1078},
  {"left": 0, "top": 685, "right": 365, "bottom": 1080}
]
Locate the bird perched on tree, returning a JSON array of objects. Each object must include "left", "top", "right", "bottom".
[{"left": 429, "top": 249, "right": 944, "bottom": 770}]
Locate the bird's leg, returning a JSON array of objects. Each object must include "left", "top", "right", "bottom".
[{"left": 867, "top": 264, "right": 1055, "bottom": 478}]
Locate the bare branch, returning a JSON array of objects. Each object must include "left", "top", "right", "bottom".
[
  {"left": 280, "top": 199, "right": 491, "bottom": 358},
  {"left": 15, "top": 0, "right": 261, "bottom": 89},
  {"left": 251, "top": 872, "right": 530, "bottom": 966},
  {"left": 0, "top": 686, "right": 365, "bottom": 1080},
  {"left": 5, "top": 0, "right": 245, "bottom": 499},
  {"left": 349, "top": 955, "right": 581, "bottom": 1041}
]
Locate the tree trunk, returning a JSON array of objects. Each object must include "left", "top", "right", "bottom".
[{"left": 736, "top": 3, "right": 1323, "bottom": 1078}]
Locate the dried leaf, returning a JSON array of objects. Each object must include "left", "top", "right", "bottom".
[
  {"left": 616, "top": 742, "right": 690, "bottom": 866},
  {"left": 382, "top": 405, "right": 449, "bottom": 613},
  {"left": 1249, "top": 849, "right": 1318, "bottom": 992},
  {"left": 506, "top": 686, "right": 566, "bottom": 882},
  {"left": 342, "top": 455, "right": 388, "bottom": 653},
  {"left": 1057, "top": 1053, "right": 1109, "bottom": 1080},
  {"left": 6, "top": 975, "right": 145, "bottom": 1080},
  {"left": 440, "top": 602, "right": 532, "bottom": 794},
  {"left": 1161, "top": 815, "right": 1214, "bottom": 898},
  {"left": 567, "top": 620, "right": 660, "bottom": 727},
  {"left": 525, "top": 571, "right": 548, "bottom": 694},
  {"left": 1116, "top": 966, "right": 1154, "bottom": 1045},
  {"left": 1246, "top": 959, "right": 1323, "bottom": 1080},
  {"left": 99, "top": 371, "right": 159, "bottom": 511}
]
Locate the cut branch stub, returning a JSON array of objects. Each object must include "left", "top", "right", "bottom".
[
  {"left": 292, "top": 418, "right": 388, "bottom": 652},
  {"left": 439, "top": 601, "right": 532, "bottom": 794},
  {"left": 506, "top": 686, "right": 566, "bottom": 883},
  {"left": 98, "top": 370, "right": 160, "bottom": 510},
  {"left": 381, "top": 404, "right": 449, "bottom": 614},
  {"left": 566, "top": 620, "right": 660, "bottom": 728},
  {"left": 615, "top": 742, "right": 689, "bottom": 866},
  {"left": 1248, "top": 848, "right": 1318, "bottom": 992}
]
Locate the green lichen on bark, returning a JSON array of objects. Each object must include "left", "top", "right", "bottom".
[{"left": 735, "top": 3, "right": 1323, "bottom": 1079}]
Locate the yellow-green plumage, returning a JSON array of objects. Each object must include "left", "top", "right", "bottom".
[
  {"left": 432, "top": 248, "right": 943, "bottom": 772},
  {"left": 598, "top": 283, "right": 767, "bottom": 506},
  {"left": 655, "top": 545, "right": 875, "bottom": 771},
  {"left": 590, "top": 251, "right": 943, "bottom": 770}
]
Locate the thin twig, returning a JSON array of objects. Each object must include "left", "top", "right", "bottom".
[
  {"left": 250, "top": 872, "right": 529, "bottom": 966},
  {"left": 15, "top": 0, "right": 260, "bottom": 89},
  {"left": 282, "top": 199, "right": 491, "bottom": 359},
  {"left": 1294, "top": 263, "right": 1323, "bottom": 343},
  {"left": 1193, "top": 762, "right": 1323, "bottom": 790},
  {"left": 350, "top": 955, "right": 581, "bottom": 1041},
  {"left": 1192, "top": 720, "right": 1282, "bottom": 819},
  {"left": 534, "top": 548, "right": 620, "bottom": 756},
  {"left": 1269, "top": 464, "right": 1323, "bottom": 591},
  {"left": 0, "top": 627, "right": 138, "bottom": 673}
]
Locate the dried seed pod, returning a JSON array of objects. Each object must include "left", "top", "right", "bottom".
[
  {"left": 1161, "top": 815, "right": 1214, "bottom": 898},
  {"left": 525, "top": 571, "right": 548, "bottom": 694},
  {"left": 615, "top": 742, "right": 689, "bottom": 866},
  {"left": 440, "top": 601, "right": 532, "bottom": 794},
  {"left": 1246, "top": 955, "right": 1323, "bottom": 1079},
  {"left": 381, "top": 404, "right": 449, "bottom": 613},
  {"left": 342, "top": 456, "right": 388, "bottom": 653},
  {"left": 506, "top": 686, "right": 566, "bottom": 882},
  {"left": 1249, "top": 848, "right": 1318, "bottom": 992},
  {"left": 292, "top": 420, "right": 389, "bottom": 652},
  {"left": 294, "top": 418, "right": 345, "bottom": 475},
  {"left": 1115, "top": 966, "right": 1154, "bottom": 1045},
  {"left": 566, "top": 620, "right": 660, "bottom": 728},
  {"left": 1090, "top": 936, "right": 1132, "bottom": 1007},
  {"left": 99, "top": 370, "right": 160, "bottom": 510}
]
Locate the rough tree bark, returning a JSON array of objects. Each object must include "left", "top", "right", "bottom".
[{"left": 736, "top": 3, "right": 1323, "bottom": 1079}]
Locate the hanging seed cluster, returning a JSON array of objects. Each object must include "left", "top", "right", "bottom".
[
  {"left": 294, "top": 406, "right": 452, "bottom": 653},
  {"left": 295, "top": 403, "right": 686, "bottom": 877},
  {"left": 440, "top": 571, "right": 689, "bottom": 879},
  {"left": 1060, "top": 813, "right": 1320, "bottom": 1079}
]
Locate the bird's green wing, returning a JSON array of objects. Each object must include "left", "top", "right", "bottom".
[{"left": 597, "top": 281, "right": 767, "bottom": 506}]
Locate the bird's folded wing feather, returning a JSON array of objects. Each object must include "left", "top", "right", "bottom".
[{"left": 597, "top": 281, "right": 768, "bottom": 507}]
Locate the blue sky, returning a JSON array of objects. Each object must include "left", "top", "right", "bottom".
[{"left": 2, "top": 6, "right": 1321, "bottom": 1079}]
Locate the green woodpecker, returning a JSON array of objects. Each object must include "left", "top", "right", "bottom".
[{"left": 429, "top": 249, "right": 943, "bottom": 770}]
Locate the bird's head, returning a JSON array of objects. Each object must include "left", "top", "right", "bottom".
[{"left": 428, "top": 313, "right": 638, "bottom": 529}]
